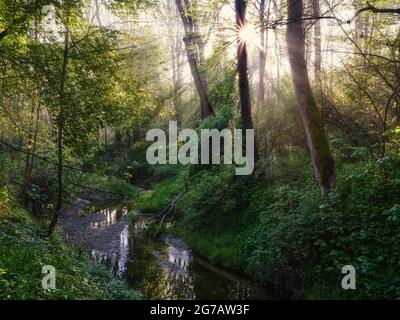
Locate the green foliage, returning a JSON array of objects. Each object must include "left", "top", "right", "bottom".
[
  {"left": 176, "top": 166, "right": 238, "bottom": 230},
  {"left": 172, "top": 154, "right": 400, "bottom": 299},
  {"left": 80, "top": 174, "right": 139, "bottom": 200},
  {"left": 134, "top": 175, "right": 183, "bottom": 212},
  {"left": 204, "top": 58, "right": 237, "bottom": 112},
  {"left": 0, "top": 195, "right": 141, "bottom": 300},
  {"left": 385, "top": 126, "right": 400, "bottom": 156},
  {"left": 127, "top": 210, "right": 140, "bottom": 223},
  {"left": 145, "top": 223, "right": 167, "bottom": 239},
  {"left": 2, "top": 0, "right": 400, "bottom": 301}
]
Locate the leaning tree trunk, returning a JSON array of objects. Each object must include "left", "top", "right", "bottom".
[
  {"left": 175, "top": 0, "right": 214, "bottom": 119},
  {"left": 286, "top": 0, "right": 334, "bottom": 194}
]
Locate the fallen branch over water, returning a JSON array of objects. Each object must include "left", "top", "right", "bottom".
[{"left": 146, "top": 198, "right": 177, "bottom": 226}]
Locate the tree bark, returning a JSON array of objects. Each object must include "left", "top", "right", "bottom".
[
  {"left": 286, "top": 0, "right": 334, "bottom": 194},
  {"left": 236, "top": 0, "right": 258, "bottom": 159},
  {"left": 175, "top": 0, "right": 214, "bottom": 119},
  {"left": 22, "top": 16, "right": 40, "bottom": 206},
  {"left": 22, "top": 105, "right": 40, "bottom": 206},
  {"left": 48, "top": 2, "right": 70, "bottom": 236}
]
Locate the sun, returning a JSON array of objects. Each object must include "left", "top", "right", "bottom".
[{"left": 238, "top": 24, "right": 257, "bottom": 45}]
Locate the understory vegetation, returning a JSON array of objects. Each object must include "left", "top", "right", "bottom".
[
  {"left": 1, "top": 0, "right": 400, "bottom": 300},
  {"left": 132, "top": 131, "right": 400, "bottom": 299},
  {"left": 0, "top": 188, "right": 141, "bottom": 299}
]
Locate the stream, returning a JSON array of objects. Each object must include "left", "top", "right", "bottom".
[{"left": 59, "top": 199, "right": 271, "bottom": 300}]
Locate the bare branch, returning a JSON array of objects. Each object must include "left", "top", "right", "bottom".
[{"left": 347, "top": 2, "right": 400, "bottom": 24}]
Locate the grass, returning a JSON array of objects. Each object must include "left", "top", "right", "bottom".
[
  {"left": 74, "top": 174, "right": 140, "bottom": 200},
  {"left": 134, "top": 175, "right": 183, "bottom": 213},
  {"left": 173, "top": 224, "right": 248, "bottom": 273}
]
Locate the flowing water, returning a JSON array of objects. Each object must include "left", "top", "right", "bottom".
[{"left": 60, "top": 201, "right": 271, "bottom": 300}]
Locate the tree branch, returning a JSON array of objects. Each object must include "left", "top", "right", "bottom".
[{"left": 348, "top": 2, "right": 400, "bottom": 23}]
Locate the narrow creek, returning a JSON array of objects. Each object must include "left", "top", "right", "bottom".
[{"left": 59, "top": 199, "right": 271, "bottom": 300}]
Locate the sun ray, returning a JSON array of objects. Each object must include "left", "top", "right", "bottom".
[{"left": 237, "top": 24, "right": 262, "bottom": 51}]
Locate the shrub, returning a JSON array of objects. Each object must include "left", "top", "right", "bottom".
[
  {"left": 173, "top": 155, "right": 400, "bottom": 299},
  {"left": 0, "top": 198, "right": 141, "bottom": 300}
]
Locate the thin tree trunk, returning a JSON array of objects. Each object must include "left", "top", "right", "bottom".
[
  {"left": 257, "top": 0, "right": 267, "bottom": 108},
  {"left": 94, "top": 0, "right": 102, "bottom": 26},
  {"left": 22, "top": 105, "right": 40, "bottom": 206},
  {"left": 115, "top": 130, "right": 122, "bottom": 145},
  {"left": 175, "top": 0, "right": 214, "bottom": 119},
  {"left": 286, "top": 0, "right": 334, "bottom": 194},
  {"left": 22, "top": 14, "right": 40, "bottom": 206},
  {"left": 312, "top": 0, "right": 324, "bottom": 118},
  {"left": 167, "top": 0, "right": 182, "bottom": 125},
  {"left": 28, "top": 109, "right": 39, "bottom": 180},
  {"left": 48, "top": 3, "right": 70, "bottom": 236},
  {"left": 312, "top": 0, "right": 321, "bottom": 84}
]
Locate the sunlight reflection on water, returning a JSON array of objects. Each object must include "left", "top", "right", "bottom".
[{"left": 88, "top": 206, "right": 271, "bottom": 300}]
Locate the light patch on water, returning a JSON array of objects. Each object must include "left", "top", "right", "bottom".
[
  {"left": 168, "top": 246, "right": 190, "bottom": 270},
  {"left": 117, "top": 225, "right": 129, "bottom": 276},
  {"left": 90, "top": 207, "right": 128, "bottom": 229},
  {"left": 90, "top": 225, "right": 130, "bottom": 277},
  {"left": 85, "top": 207, "right": 272, "bottom": 299}
]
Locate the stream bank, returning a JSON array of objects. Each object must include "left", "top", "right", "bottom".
[{"left": 59, "top": 196, "right": 272, "bottom": 299}]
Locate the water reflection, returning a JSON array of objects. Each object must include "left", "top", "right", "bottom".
[
  {"left": 126, "top": 216, "right": 269, "bottom": 299},
  {"left": 168, "top": 246, "right": 190, "bottom": 270},
  {"left": 90, "top": 207, "right": 128, "bottom": 229},
  {"left": 90, "top": 211, "right": 270, "bottom": 300},
  {"left": 91, "top": 225, "right": 129, "bottom": 277},
  {"left": 118, "top": 225, "right": 129, "bottom": 276}
]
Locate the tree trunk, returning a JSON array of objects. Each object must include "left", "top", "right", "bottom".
[
  {"left": 236, "top": 0, "right": 258, "bottom": 159},
  {"left": 312, "top": 0, "right": 324, "bottom": 117},
  {"left": 286, "top": 0, "right": 335, "bottom": 194},
  {"left": 48, "top": 2, "right": 70, "bottom": 236},
  {"left": 257, "top": 0, "right": 267, "bottom": 108},
  {"left": 175, "top": 0, "right": 214, "bottom": 119},
  {"left": 94, "top": 0, "right": 102, "bottom": 26},
  {"left": 22, "top": 105, "right": 40, "bottom": 206},
  {"left": 167, "top": 0, "right": 183, "bottom": 125},
  {"left": 312, "top": 0, "right": 321, "bottom": 84},
  {"left": 115, "top": 130, "right": 122, "bottom": 145}
]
